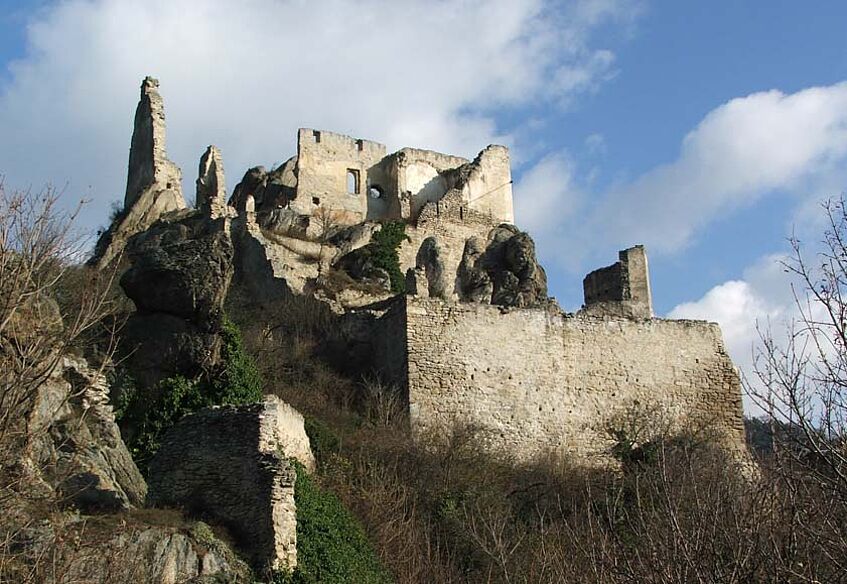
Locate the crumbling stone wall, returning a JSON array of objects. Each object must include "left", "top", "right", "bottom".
[
  {"left": 398, "top": 298, "right": 745, "bottom": 463},
  {"left": 293, "top": 128, "right": 387, "bottom": 225},
  {"left": 583, "top": 245, "right": 653, "bottom": 319},
  {"left": 148, "top": 396, "right": 313, "bottom": 572}
]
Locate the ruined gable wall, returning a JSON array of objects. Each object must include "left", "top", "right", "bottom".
[
  {"left": 403, "top": 299, "right": 745, "bottom": 462},
  {"left": 293, "top": 129, "right": 387, "bottom": 224},
  {"left": 461, "top": 145, "right": 514, "bottom": 224},
  {"left": 393, "top": 148, "right": 470, "bottom": 220}
]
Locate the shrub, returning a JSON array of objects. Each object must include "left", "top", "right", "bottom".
[
  {"left": 369, "top": 221, "right": 409, "bottom": 294},
  {"left": 275, "top": 463, "right": 392, "bottom": 584},
  {"left": 117, "top": 315, "right": 264, "bottom": 470}
]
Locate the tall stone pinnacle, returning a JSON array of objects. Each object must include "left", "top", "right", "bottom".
[
  {"left": 196, "top": 145, "right": 227, "bottom": 219},
  {"left": 89, "top": 77, "right": 186, "bottom": 269},
  {"left": 124, "top": 76, "right": 183, "bottom": 209}
]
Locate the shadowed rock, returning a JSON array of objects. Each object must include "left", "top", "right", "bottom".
[{"left": 196, "top": 145, "right": 227, "bottom": 219}]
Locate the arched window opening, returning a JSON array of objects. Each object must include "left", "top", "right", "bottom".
[
  {"left": 369, "top": 185, "right": 383, "bottom": 200},
  {"left": 347, "top": 169, "right": 360, "bottom": 195}
]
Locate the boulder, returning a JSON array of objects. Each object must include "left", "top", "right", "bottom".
[
  {"left": 121, "top": 224, "right": 233, "bottom": 323},
  {"left": 415, "top": 236, "right": 447, "bottom": 299},
  {"left": 457, "top": 225, "right": 547, "bottom": 308},
  {"left": 229, "top": 166, "right": 268, "bottom": 214},
  {"left": 457, "top": 237, "right": 493, "bottom": 303}
]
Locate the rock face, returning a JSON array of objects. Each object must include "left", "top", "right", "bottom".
[
  {"left": 196, "top": 145, "right": 227, "bottom": 219},
  {"left": 457, "top": 224, "right": 548, "bottom": 308},
  {"left": 148, "top": 396, "right": 314, "bottom": 573},
  {"left": 90, "top": 77, "right": 186, "bottom": 269},
  {"left": 119, "top": 215, "right": 233, "bottom": 390},
  {"left": 230, "top": 166, "right": 268, "bottom": 214},
  {"left": 28, "top": 356, "right": 147, "bottom": 512},
  {"left": 415, "top": 236, "right": 447, "bottom": 299},
  {"left": 32, "top": 517, "right": 248, "bottom": 584}
]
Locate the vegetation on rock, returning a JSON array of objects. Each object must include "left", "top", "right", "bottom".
[
  {"left": 117, "top": 315, "right": 264, "bottom": 470},
  {"left": 368, "top": 221, "right": 409, "bottom": 294}
]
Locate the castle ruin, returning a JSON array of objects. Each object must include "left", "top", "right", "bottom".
[{"left": 99, "top": 77, "right": 746, "bottom": 470}]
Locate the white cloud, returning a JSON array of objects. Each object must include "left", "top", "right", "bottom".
[
  {"left": 0, "top": 0, "right": 637, "bottom": 233},
  {"left": 523, "top": 83, "right": 847, "bottom": 269},
  {"left": 668, "top": 253, "right": 799, "bottom": 412}
]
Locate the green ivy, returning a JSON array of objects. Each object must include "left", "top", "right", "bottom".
[
  {"left": 274, "top": 463, "right": 392, "bottom": 584},
  {"left": 117, "top": 315, "right": 264, "bottom": 471},
  {"left": 369, "top": 221, "right": 409, "bottom": 294}
]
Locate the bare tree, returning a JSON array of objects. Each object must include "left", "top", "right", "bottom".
[
  {"left": 749, "top": 195, "right": 847, "bottom": 500},
  {"left": 0, "top": 181, "right": 117, "bottom": 445}
]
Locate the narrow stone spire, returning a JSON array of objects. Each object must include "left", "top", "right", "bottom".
[
  {"left": 196, "top": 145, "right": 227, "bottom": 219},
  {"left": 124, "top": 76, "right": 183, "bottom": 209}
]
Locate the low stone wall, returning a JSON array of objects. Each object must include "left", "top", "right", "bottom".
[
  {"left": 148, "top": 396, "right": 313, "bottom": 573},
  {"left": 401, "top": 298, "right": 745, "bottom": 463}
]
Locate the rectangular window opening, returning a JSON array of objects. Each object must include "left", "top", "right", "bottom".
[
  {"left": 356, "top": 139, "right": 364, "bottom": 151},
  {"left": 312, "top": 130, "right": 321, "bottom": 143},
  {"left": 312, "top": 197, "right": 320, "bottom": 205}
]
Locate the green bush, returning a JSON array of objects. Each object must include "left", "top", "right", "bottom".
[
  {"left": 275, "top": 463, "right": 392, "bottom": 584},
  {"left": 303, "top": 416, "right": 341, "bottom": 465},
  {"left": 117, "top": 315, "right": 264, "bottom": 470},
  {"left": 369, "top": 221, "right": 409, "bottom": 294}
]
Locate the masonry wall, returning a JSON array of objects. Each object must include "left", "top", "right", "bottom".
[
  {"left": 293, "top": 128, "right": 387, "bottom": 224},
  {"left": 402, "top": 299, "right": 745, "bottom": 462}
]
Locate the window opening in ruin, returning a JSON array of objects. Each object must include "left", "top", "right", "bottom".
[
  {"left": 356, "top": 139, "right": 364, "bottom": 151},
  {"left": 312, "top": 130, "right": 321, "bottom": 143},
  {"left": 459, "top": 206, "right": 464, "bottom": 220},
  {"left": 369, "top": 185, "right": 383, "bottom": 199},
  {"left": 312, "top": 197, "right": 320, "bottom": 205},
  {"left": 347, "top": 169, "right": 360, "bottom": 195}
]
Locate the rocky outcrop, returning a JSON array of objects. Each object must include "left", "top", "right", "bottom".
[
  {"left": 230, "top": 166, "right": 268, "bottom": 214},
  {"left": 9, "top": 512, "right": 248, "bottom": 584},
  {"left": 90, "top": 77, "right": 186, "bottom": 269},
  {"left": 457, "top": 224, "right": 548, "bottom": 308},
  {"left": 119, "top": 214, "right": 233, "bottom": 390},
  {"left": 27, "top": 356, "right": 147, "bottom": 512},
  {"left": 148, "top": 396, "right": 314, "bottom": 573},
  {"left": 415, "top": 236, "right": 447, "bottom": 299},
  {"left": 196, "top": 145, "right": 227, "bottom": 219},
  {"left": 335, "top": 247, "right": 392, "bottom": 294}
]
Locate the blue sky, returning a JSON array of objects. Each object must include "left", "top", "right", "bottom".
[{"left": 2, "top": 0, "right": 847, "bottom": 383}]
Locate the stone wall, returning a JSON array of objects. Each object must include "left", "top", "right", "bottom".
[
  {"left": 399, "top": 298, "right": 745, "bottom": 463},
  {"left": 583, "top": 245, "right": 653, "bottom": 319},
  {"left": 458, "top": 145, "right": 514, "bottom": 224},
  {"left": 148, "top": 396, "right": 313, "bottom": 572},
  {"left": 293, "top": 128, "right": 387, "bottom": 225}
]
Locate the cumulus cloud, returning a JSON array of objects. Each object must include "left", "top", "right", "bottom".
[
  {"left": 668, "top": 253, "right": 800, "bottom": 411},
  {"left": 519, "top": 82, "right": 847, "bottom": 269},
  {"left": 0, "top": 0, "right": 637, "bottom": 232}
]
